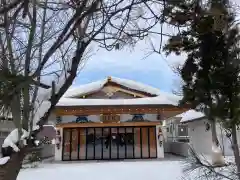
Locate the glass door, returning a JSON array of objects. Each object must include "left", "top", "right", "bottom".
[
  {"left": 118, "top": 127, "right": 126, "bottom": 159},
  {"left": 102, "top": 128, "right": 110, "bottom": 159},
  {"left": 86, "top": 128, "right": 94, "bottom": 160},
  {"left": 125, "top": 127, "right": 134, "bottom": 159},
  {"left": 110, "top": 127, "right": 118, "bottom": 159},
  {"left": 62, "top": 126, "right": 157, "bottom": 161},
  {"left": 94, "top": 128, "right": 102, "bottom": 160}
]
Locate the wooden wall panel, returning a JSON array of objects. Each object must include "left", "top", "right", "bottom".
[
  {"left": 149, "top": 127, "right": 157, "bottom": 157},
  {"left": 55, "top": 106, "right": 188, "bottom": 118},
  {"left": 134, "top": 128, "right": 141, "bottom": 158},
  {"left": 71, "top": 129, "right": 78, "bottom": 160},
  {"left": 79, "top": 128, "right": 86, "bottom": 160},
  {"left": 63, "top": 129, "right": 70, "bottom": 160},
  {"left": 141, "top": 128, "right": 149, "bottom": 158}
]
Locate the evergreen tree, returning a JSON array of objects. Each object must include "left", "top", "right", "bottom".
[{"left": 163, "top": 0, "right": 240, "bottom": 175}]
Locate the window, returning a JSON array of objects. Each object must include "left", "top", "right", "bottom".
[
  {"left": 0, "top": 131, "right": 10, "bottom": 137},
  {"left": 0, "top": 116, "right": 13, "bottom": 122},
  {"left": 166, "top": 127, "right": 169, "bottom": 132},
  {"left": 157, "top": 114, "right": 161, "bottom": 120},
  {"left": 76, "top": 116, "right": 88, "bottom": 123},
  {"left": 132, "top": 114, "right": 144, "bottom": 122},
  {"left": 169, "top": 124, "right": 174, "bottom": 134},
  {"left": 56, "top": 116, "right": 62, "bottom": 123},
  {"left": 177, "top": 124, "right": 188, "bottom": 137}
]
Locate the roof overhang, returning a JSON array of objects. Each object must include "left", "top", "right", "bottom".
[
  {"left": 181, "top": 116, "right": 206, "bottom": 124},
  {"left": 54, "top": 104, "right": 189, "bottom": 119}
]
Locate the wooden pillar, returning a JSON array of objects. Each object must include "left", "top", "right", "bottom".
[
  {"left": 79, "top": 128, "right": 86, "bottom": 159},
  {"left": 149, "top": 127, "right": 157, "bottom": 157},
  {"left": 134, "top": 128, "right": 141, "bottom": 158}
]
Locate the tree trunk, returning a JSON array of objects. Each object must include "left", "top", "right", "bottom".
[
  {"left": 210, "top": 120, "right": 219, "bottom": 146},
  {"left": 0, "top": 150, "right": 25, "bottom": 180},
  {"left": 231, "top": 125, "right": 240, "bottom": 179}
]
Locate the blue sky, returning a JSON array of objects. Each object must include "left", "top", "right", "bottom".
[
  {"left": 71, "top": 0, "right": 240, "bottom": 94},
  {"left": 72, "top": 38, "right": 185, "bottom": 93}
]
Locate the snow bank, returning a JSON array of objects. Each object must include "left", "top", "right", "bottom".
[
  {"left": 0, "top": 156, "right": 10, "bottom": 165},
  {"left": 177, "top": 110, "right": 205, "bottom": 123},
  {"left": 18, "top": 161, "right": 184, "bottom": 180}
]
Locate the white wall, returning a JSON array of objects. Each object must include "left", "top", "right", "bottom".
[
  {"left": 188, "top": 119, "right": 212, "bottom": 155},
  {"left": 145, "top": 114, "right": 158, "bottom": 121},
  {"left": 156, "top": 125, "right": 164, "bottom": 158},
  {"left": 188, "top": 119, "right": 240, "bottom": 156}
]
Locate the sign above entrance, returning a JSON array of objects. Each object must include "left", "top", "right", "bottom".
[
  {"left": 132, "top": 114, "right": 144, "bottom": 122},
  {"left": 100, "top": 114, "right": 120, "bottom": 123},
  {"left": 75, "top": 116, "right": 88, "bottom": 123}
]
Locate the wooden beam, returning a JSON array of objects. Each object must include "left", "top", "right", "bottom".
[
  {"left": 54, "top": 106, "right": 188, "bottom": 116},
  {"left": 56, "top": 121, "right": 161, "bottom": 128}
]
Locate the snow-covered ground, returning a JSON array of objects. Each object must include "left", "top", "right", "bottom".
[{"left": 18, "top": 160, "right": 186, "bottom": 180}]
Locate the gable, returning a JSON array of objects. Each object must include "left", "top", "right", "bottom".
[
  {"left": 65, "top": 76, "right": 159, "bottom": 99},
  {"left": 84, "top": 89, "right": 140, "bottom": 99},
  {"left": 78, "top": 83, "right": 154, "bottom": 99}
]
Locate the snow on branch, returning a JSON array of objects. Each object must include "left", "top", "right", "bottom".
[
  {"left": 2, "top": 129, "right": 30, "bottom": 152},
  {"left": 0, "top": 157, "right": 10, "bottom": 165},
  {"left": 0, "top": 0, "right": 170, "bottom": 137}
]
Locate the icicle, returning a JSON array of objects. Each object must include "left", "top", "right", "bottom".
[{"left": 211, "top": 143, "right": 225, "bottom": 166}]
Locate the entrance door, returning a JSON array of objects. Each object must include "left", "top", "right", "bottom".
[
  {"left": 62, "top": 126, "right": 157, "bottom": 161},
  {"left": 102, "top": 128, "right": 110, "bottom": 159},
  {"left": 110, "top": 128, "right": 118, "bottom": 159}
]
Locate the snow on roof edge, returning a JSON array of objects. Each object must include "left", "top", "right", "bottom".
[
  {"left": 63, "top": 79, "right": 107, "bottom": 98},
  {"left": 56, "top": 96, "right": 179, "bottom": 107},
  {"left": 178, "top": 110, "right": 206, "bottom": 123},
  {"left": 181, "top": 116, "right": 205, "bottom": 123},
  {"left": 63, "top": 76, "right": 180, "bottom": 100}
]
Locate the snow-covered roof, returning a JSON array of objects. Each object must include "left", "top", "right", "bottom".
[
  {"left": 63, "top": 76, "right": 178, "bottom": 98},
  {"left": 178, "top": 110, "right": 205, "bottom": 123},
  {"left": 57, "top": 96, "right": 179, "bottom": 107},
  {"left": 58, "top": 76, "right": 183, "bottom": 107}
]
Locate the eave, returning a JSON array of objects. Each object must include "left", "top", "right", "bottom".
[
  {"left": 69, "top": 79, "right": 158, "bottom": 98},
  {"left": 54, "top": 104, "right": 189, "bottom": 119}
]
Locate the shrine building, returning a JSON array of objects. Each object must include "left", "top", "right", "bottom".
[{"left": 52, "top": 76, "right": 187, "bottom": 161}]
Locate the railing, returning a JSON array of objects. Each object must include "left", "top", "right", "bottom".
[
  {"left": 164, "top": 136, "right": 190, "bottom": 157},
  {"left": 166, "top": 136, "right": 189, "bottom": 143}
]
